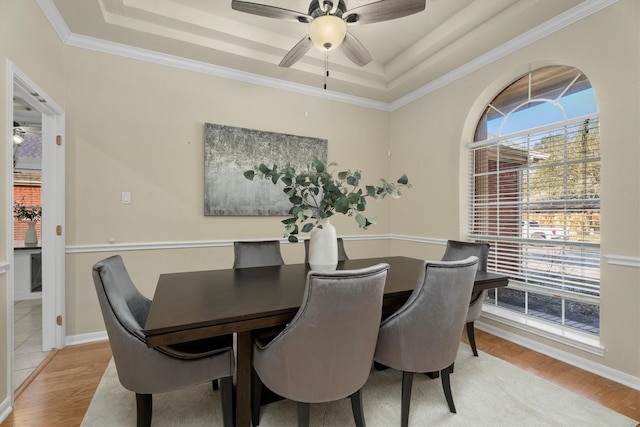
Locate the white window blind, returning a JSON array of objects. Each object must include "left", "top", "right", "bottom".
[{"left": 468, "top": 114, "right": 600, "bottom": 303}]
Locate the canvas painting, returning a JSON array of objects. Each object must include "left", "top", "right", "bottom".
[{"left": 204, "top": 123, "right": 327, "bottom": 216}]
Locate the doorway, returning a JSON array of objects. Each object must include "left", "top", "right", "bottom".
[
  {"left": 7, "top": 62, "right": 66, "bottom": 401},
  {"left": 12, "top": 99, "right": 47, "bottom": 391}
]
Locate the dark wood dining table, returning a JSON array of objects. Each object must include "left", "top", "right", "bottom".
[{"left": 144, "top": 256, "right": 509, "bottom": 427}]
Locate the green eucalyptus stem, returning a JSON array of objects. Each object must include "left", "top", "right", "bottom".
[{"left": 244, "top": 159, "right": 411, "bottom": 242}]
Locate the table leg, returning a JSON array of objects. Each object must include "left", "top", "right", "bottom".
[{"left": 236, "top": 331, "right": 252, "bottom": 427}]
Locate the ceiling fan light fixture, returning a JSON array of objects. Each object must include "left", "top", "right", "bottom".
[
  {"left": 308, "top": 15, "right": 347, "bottom": 51},
  {"left": 13, "top": 130, "right": 24, "bottom": 144}
]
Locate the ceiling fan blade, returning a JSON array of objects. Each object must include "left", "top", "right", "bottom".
[
  {"left": 231, "top": 1, "right": 311, "bottom": 23},
  {"left": 14, "top": 126, "right": 41, "bottom": 133},
  {"left": 279, "top": 36, "right": 313, "bottom": 67},
  {"left": 340, "top": 32, "right": 372, "bottom": 67},
  {"left": 343, "top": 0, "right": 426, "bottom": 25}
]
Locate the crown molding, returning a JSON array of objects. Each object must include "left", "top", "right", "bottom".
[
  {"left": 389, "top": 0, "right": 619, "bottom": 110},
  {"left": 36, "top": 0, "right": 72, "bottom": 43},
  {"left": 37, "top": 0, "right": 617, "bottom": 112},
  {"left": 68, "top": 32, "right": 391, "bottom": 111}
]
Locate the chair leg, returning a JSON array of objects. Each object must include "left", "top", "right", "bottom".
[
  {"left": 135, "top": 393, "right": 152, "bottom": 427},
  {"left": 373, "top": 361, "right": 388, "bottom": 371},
  {"left": 297, "top": 402, "right": 310, "bottom": 427},
  {"left": 440, "top": 364, "right": 456, "bottom": 413},
  {"left": 251, "top": 367, "right": 263, "bottom": 426},
  {"left": 466, "top": 321, "right": 479, "bottom": 356},
  {"left": 350, "top": 389, "right": 366, "bottom": 427},
  {"left": 219, "top": 376, "right": 234, "bottom": 427},
  {"left": 401, "top": 371, "right": 414, "bottom": 427}
]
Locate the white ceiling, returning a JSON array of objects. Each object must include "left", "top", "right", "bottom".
[
  {"left": 43, "top": 0, "right": 609, "bottom": 106},
  {"left": 13, "top": 96, "right": 41, "bottom": 125}
]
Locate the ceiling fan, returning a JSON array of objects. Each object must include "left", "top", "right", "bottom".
[
  {"left": 13, "top": 121, "right": 41, "bottom": 144},
  {"left": 231, "top": 0, "right": 426, "bottom": 67}
]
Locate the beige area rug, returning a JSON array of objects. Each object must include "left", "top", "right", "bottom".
[{"left": 82, "top": 344, "right": 637, "bottom": 427}]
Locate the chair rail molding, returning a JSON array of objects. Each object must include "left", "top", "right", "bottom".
[
  {"left": 603, "top": 254, "right": 640, "bottom": 268},
  {"left": 390, "top": 234, "right": 448, "bottom": 246},
  {"left": 68, "top": 236, "right": 381, "bottom": 254}
]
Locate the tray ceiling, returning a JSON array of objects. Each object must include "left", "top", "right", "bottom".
[{"left": 46, "top": 0, "right": 603, "bottom": 105}]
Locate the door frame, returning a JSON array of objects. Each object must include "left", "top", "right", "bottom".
[{"left": 6, "top": 61, "right": 66, "bottom": 401}]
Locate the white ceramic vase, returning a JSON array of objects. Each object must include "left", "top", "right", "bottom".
[
  {"left": 25, "top": 221, "right": 38, "bottom": 245},
  {"left": 308, "top": 218, "right": 338, "bottom": 271}
]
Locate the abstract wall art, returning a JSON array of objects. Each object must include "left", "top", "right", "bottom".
[{"left": 204, "top": 123, "right": 327, "bottom": 216}]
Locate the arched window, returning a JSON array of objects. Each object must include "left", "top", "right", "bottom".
[{"left": 468, "top": 66, "right": 600, "bottom": 341}]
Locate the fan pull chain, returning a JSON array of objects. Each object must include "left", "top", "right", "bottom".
[{"left": 324, "top": 52, "right": 329, "bottom": 90}]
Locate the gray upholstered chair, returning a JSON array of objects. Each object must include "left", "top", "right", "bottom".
[
  {"left": 251, "top": 263, "right": 389, "bottom": 427},
  {"left": 374, "top": 257, "right": 478, "bottom": 427},
  {"left": 92, "top": 255, "right": 235, "bottom": 427},
  {"left": 233, "top": 240, "right": 285, "bottom": 268},
  {"left": 303, "top": 237, "right": 349, "bottom": 263},
  {"left": 441, "top": 240, "right": 490, "bottom": 356}
]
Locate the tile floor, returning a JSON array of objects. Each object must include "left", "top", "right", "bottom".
[{"left": 14, "top": 299, "right": 49, "bottom": 391}]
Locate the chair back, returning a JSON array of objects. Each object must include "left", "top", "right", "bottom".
[
  {"left": 93, "top": 256, "right": 236, "bottom": 425},
  {"left": 442, "top": 240, "right": 489, "bottom": 271},
  {"left": 303, "top": 237, "right": 349, "bottom": 263},
  {"left": 253, "top": 263, "right": 389, "bottom": 403},
  {"left": 92, "top": 255, "right": 154, "bottom": 389},
  {"left": 93, "top": 255, "right": 151, "bottom": 342},
  {"left": 233, "top": 240, "right": 285, "bottom": 268},
  {"left": 375, "top": 257, "right": 478, "bottom": 373}
]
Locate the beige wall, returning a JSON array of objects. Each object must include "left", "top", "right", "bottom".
[
  {"left": 390, "top": 0, "right": 640, "bottom": 377},
  {"left": 62, "top": 44, "right": 395, "bottom": 335},
  {"left": 1, "top": 1, "right": 638, "bottom": 408},
  {"left": 1, "top": 0, "right": 67, "bottom": 404}
]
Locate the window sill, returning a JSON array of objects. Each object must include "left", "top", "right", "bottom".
[{"left": 481, "top": 305, "right": 604, "bottom": 356}]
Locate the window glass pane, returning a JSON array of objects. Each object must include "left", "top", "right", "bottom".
[
  {"left": 565, "top": 300, "right": 600, "bottom": 334},
  {"left": 497, "top": 288, "right": 525, "bottom": 313},
  {"left": 490, "top": 74, "right": 529, "bottom": 115},
  {"left": 527, "top": 292, "right": 562, "bottom": 324},
  {"left": 13, "top": 171, "right": 42, "bottom": 242},
  {"left": 529, "top": 65, "right": 583, "bottom": 100},
  {"left": 499, "top": 101, "right": 565, "bottom": 135},
  {"left": 559, "top": 88, "right": 597, "bottom": 118},
  {"left": 475, "top": 66, "right": 597, "bottom": 140}
]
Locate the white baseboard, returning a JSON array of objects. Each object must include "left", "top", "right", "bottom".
[
  {"left": 476, "top": 320, "right": 640, "bottom": 391},
  {"left": 65, "top": 331, "right": 108, "bottom": 346},
  {"left": 0, "top": 397, "right": 13, "bottom": 424}
]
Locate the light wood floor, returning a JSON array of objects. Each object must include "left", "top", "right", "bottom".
[{"left": 2, "top": 330, "right": 639, "bottom": 426}]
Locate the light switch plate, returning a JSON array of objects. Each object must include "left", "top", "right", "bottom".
[{"left": 121, "top": 192, "right": 131, "bottom": 204}]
